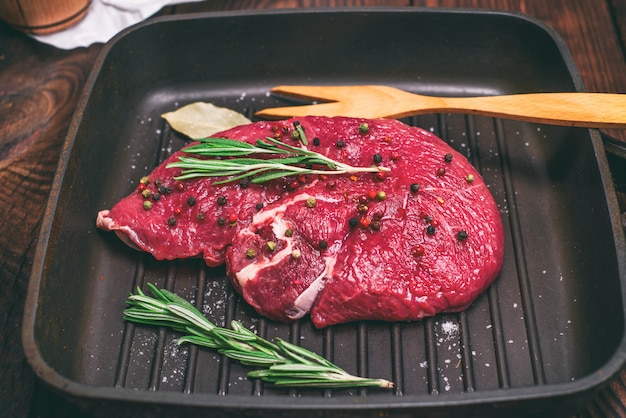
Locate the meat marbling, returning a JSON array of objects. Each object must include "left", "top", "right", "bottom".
[{"left": 97, "top": 116, "right": 504, "bottom": 328}]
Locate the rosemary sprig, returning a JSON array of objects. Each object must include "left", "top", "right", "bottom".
[
  {"left": 166, "top": 135, "right": 390, "bottom": 185},
  {"left": 123, "top": 284, "right": 394, "bottom": 389}
]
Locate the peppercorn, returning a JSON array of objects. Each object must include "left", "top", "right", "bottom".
[
  {"left": 466, "top": 174, "right": 475, "bottom": 183},
  {"left": 359, "top": 217, "right": 371, "bottom": 229},
  {"left": 196, "top": 213, "right": 205, "bottom": 221},
  {"left": 239, "top": 178, "right": 250, "bottom": 188},
  {"left": 349, "top": 217, "right": 359, "bottom": 228},
  {"left": 457, "top": 230, "right": 469, "bottom": 241},
  {"left": 143, "top": 201, "right": 153, "bottom": 210},
  {"left": 255, "top": 202, "right": 264, "bottom": 211},
  {"left": 291, "top": 249, "right": 301, "bottom": 259},
  {"left": 374, "top": 171, "right": 386, "bottom": 181},
  {"left": 173, "top": 207, "right": 182, "bottom": 216},
  {"left": 436, "top": 168, "right": 446, "bottom": 177},
  {"left": 285, "top": 229, "right": 294, "bottom": 237},
  {"left": 359, "top": 123, "right": 369, "bottom": 134},
  {"left": 357, "top": 203, "right": 369, "bottom": 214},
  {"left": 228, "top": 213, "right": 238, "bottom": 224},
  {"left": 141, "top": 189, "right": 151, "bottom": 199},
  {"left": 140, "top": 176, "right": 150, "bottom": 185},
  {"left": 177, "top": 182, "right": 186, "bottom": 191},
  {"left": 412, "top": 245, "right": 425, "bottom": 257},
  {"left": 444, "top": 153, "right": 453, "bottom": 162},
  {"left": 427, "top": 225, "right": 436, "bottom": 235},
  {"left": 336, "top": 140, "right": 345, "bottom": 148},
  {"left": 376, "top": 191, "right": 386, "bottom": 201},
  {"left": 246, "top": 248, "right": 257, "bottom": 258},
  {"left": 152, "top": 193, "right": 161, "bottom": 201},
  {"left": 158, "top": 185, "right": 168, "bottom": 195},
  {"left": 313, "top": 137, "right": 320, "bottom": 146},
  {"left": 217, "top": 196, "right": 227, "bottom": 206},
  {"left": 266, "top": 241, "right": 277, "bottom": 251},
  {"left": 371, "top": 220, "right": 381, "bottom": 231},
  {"left": 187, "top": 196, "right": 197, "bottom": 206},
  {"left": 291, "top": 130, "right": 300, "bottom": 140},
  {"left": 293, "top": 120, "right": 301, "bottom": 127},
  {"left": 366, "top": 190, "right": 377, "bottom": 200},
  {"left": 410, "top": 183, "right": 420, "bottom": 193},
  {"left": 319, "top": 240, "right": 328, "bottom": 250},
  {"left": 155, "top": 179, "right": 163, "bottom": 187},
  {"left": 306, "top": 197, "right": 317, "bottom": 208},
  {"left": 217, "top": 216, "right": 226, "bottom": 226},
  {"left": 373, "top": 153, "right": 383, "bottom": 164},
  {"left": 167, "top": 216, "right": 177, "bottom": 226}
]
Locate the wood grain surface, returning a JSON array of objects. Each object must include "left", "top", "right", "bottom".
[{"left": 1, "top": 1, "right": 625, "bottom": 417}]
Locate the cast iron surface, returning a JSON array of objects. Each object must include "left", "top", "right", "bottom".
[{"left": 22, "top": 8, "right": 626, "bottom": 417}]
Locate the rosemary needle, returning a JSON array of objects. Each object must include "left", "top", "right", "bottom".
[
  {"left": 123, "top": 284, "right": 393, "bottom": 389},
  {"left": 166, "top": 135, "right": 390, "bottom": 184}
]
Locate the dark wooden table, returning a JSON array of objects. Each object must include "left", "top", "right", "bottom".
[{"left": 2, "top": 1, "right": 626, "bottom": 416}]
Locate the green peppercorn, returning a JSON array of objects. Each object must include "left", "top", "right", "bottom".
[
  {"left": 466, "top": 174, "right": 475, "bottom": 183},
  {"left": 306, "top": 197, "right": 317, "bottom": 208},
  {"left": 376, "top": 191, "right": 386, "bottom": 201},
  {"left": 143, "top": 201, "right": 153, "bottom": 210},
  {"left": 285, "top": 229, "right": 294, "bottom": 237},
  {"left": 359, "top": 123, "right": 369, "bottom": 134},
  {"left": 141, "top": 189, "right": 151, "bottom": 199}
]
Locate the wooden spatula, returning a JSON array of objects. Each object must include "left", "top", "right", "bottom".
[{"left": 255, "top": 85, "right": 626, "bottom": 128}]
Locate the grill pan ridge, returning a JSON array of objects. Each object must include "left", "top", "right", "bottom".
[{"left": 22, "top": 8, "right": 626, "bottom": 417}]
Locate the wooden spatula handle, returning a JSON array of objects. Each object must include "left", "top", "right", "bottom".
[{"left": 442, "top": 93, "right": 626, "bottom": 128}]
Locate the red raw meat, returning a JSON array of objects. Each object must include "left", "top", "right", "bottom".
[{"left": 97, "top": 116, "right": 504, "bottom": 327}]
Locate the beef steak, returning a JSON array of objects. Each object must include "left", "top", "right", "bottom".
[{"left": 97, "top": 116, "right": 504, "bottom": 327}]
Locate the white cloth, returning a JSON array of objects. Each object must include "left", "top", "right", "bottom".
[{"left": 32, "top": 0, "right": 202, "bottom": 49}]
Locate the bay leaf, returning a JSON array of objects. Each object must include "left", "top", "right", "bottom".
[{"left": 161, "top": 102, "right": 251, "bottom": 139}]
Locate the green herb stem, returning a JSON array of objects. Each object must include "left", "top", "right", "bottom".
[
  {"left": 166, "top": 135, "right": 390, "bottom": 184},
  {"left": 123, "top": 284, "right": 393, "bottom": 389}
]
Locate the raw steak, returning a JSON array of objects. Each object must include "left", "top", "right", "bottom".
[{"left": 97, "top": 116, "right": 504, "bottom": 327}]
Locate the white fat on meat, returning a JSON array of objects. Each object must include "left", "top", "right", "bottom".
[{"left": 234, "top": 192, "right": 341, "bottom": 320}]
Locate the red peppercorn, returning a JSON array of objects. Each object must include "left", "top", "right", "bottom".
[
  {"left": 298, "top": 175, "right": 307, "bottom": 184},
  {"left": 173, "top": 207, "right": 182, "bottom": 216},
  {"left": 430, "top": 219, "right": 440, "bottom": 228},
  {"left": 436, "top": 168, "right": 446, "bottom": 177},
  {"left": 390, "top": 152, "right": 400, "bottom": 160},
  {"left": 367, "top": 190, "right": 378, "bottom": 200},
  {"left": 228, "top": 213, "right": 238, "bottom": 224},
  {"left": 137, "top": 183, "right": 147, "bottom": 192},
  {"left": 374, "top": 172, "right": 386, "bottom": 181},
  {"left": 177, "top": 182, "right": 186, "bottom": 191},
  {"left": 359, "top": 217, "right": 371, "bottom": 229},
  {"left": 412, "top": 245, "right": 425, "bottom": 257},
  {"left": 289, "top": 180, "right": 299, "bottom": 189}
]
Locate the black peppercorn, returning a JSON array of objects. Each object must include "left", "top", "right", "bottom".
[
  {"left": 427, "top": 225, "right": 436, "bottom": 235},
  {"left": 410, "top": 183, "right": 420, "bottom": 193},
  {"left": 336, "top": 140, "right": 345, "bottom": 148},
  {"left": 313, "top": 137, "right": 320, "bottom": 146},
  {"left": 457, "top": 230, "right": 469, "bottom": 241},
  {"left": 373, "top": 153, "right": 383, "bottom": 164}
]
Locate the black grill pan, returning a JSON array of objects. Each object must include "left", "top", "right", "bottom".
[{"left": 22, "top": 8, "right": 626, "bottom": 417}]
